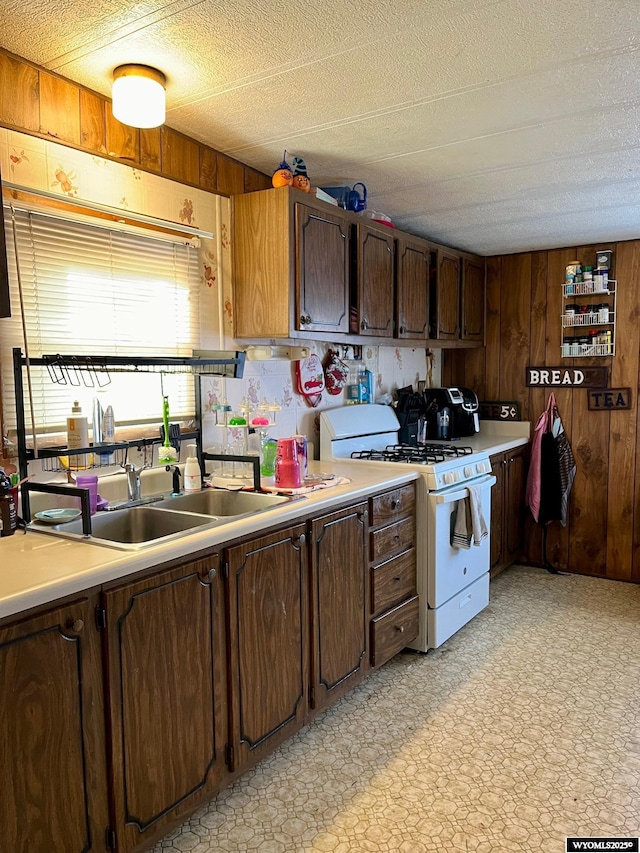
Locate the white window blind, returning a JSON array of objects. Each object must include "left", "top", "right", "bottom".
[{"left": 1, "top": 205, "right": 201, "bottom": 435}]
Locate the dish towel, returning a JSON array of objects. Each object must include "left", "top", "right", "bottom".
[
  {"left": 452, "top": 499, "right": 472, "bottom": 550},
  {"left": 451, "top": 486, "right": 488, "bottom": 549}
]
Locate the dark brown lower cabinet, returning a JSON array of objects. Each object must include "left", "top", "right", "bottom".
[
  {"left": 103, "top": 554, "right": 227, "bottom": 853},
  {"left": 0, "top": 595, "right": 109, "bottom": 853},
  {"left": 309, "top": 503, "right": 368, "bottom": 713},
  {"left": 490, "top": 445, "right": 529, "bottom": 577},
  {"left": 0, "top": 496, "right": 417, "bottom": 853},
  {"left": 225, "top": 523, "right": 309, "bottom": 773}
]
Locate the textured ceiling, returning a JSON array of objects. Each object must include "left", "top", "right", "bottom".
[{"left": 2, "top": 0, "right": 639, "bottom": 255}]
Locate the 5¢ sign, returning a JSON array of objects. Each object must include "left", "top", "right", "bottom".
[{"left": 479, "top": 401, "right": 521, "bottom": 421}]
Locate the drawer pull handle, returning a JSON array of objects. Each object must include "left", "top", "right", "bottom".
[
  {"left": 395, "top": 625, "right": 405, "bottom": 634},
  {"left": 391, "top": 500, "right": 398, "bottom": 509},
  {"left": 393, "top": 534, "right": 400, "bottom": 541},
  {"left": 394, "top": 576, "right": 401, "bottom": 582},
  {"left": 207, "top": 568, "right": 217, "bottom": 581},
  {"left": 67, "top": 619, "right": 84, "bottom": 633}
]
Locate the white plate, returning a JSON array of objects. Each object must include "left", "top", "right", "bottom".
[{"left": 34, "top": 508, "right": 82, "bottom": 524}]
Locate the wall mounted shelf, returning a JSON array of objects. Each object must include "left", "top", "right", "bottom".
[{"left": 561, "top": 280, "right": 616, "bottom": 358}]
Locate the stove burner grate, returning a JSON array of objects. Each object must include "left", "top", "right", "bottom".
[{"left": 351, "top": 443, "right": 474, "bottom": 464}]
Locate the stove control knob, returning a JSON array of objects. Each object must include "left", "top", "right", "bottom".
[
  {"left": 444, "top": 472, "right": 454, "bottom": 485},
  {"left": 476, "top": 462, "right": 485, "bottom": 474},
  {"left": 464, "top": 466, "right": 473, "bottom": 478}
]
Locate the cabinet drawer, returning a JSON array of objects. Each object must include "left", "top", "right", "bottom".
[
  {"left": 369, "top": 483, "right": 415, "bottom": 527},
  {"left": 370, "top": 515, "right": 415, "bottom": 563},
  {"left": 371, "top": 549, "right": 416, "bottom": 617},
  {"left": 370, "top": 595, "right": 419, "bottom": 668}
]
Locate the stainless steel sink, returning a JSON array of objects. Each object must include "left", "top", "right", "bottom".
[
  {"left": 153, "top": 489, "right": 294, "bottom": 516},
  {"left": 31, "top": 506, "right": 220, "bottom": 550}
]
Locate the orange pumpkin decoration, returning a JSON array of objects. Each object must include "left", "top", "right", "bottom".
[
  {"left": 291, "top": 156, "right": 311, "bottom": 193},
  {"left": 292, "top": 174, "right": 311, "bottom": 192},
  {"left": 272, "top": 151, "right": 293, "bottom": 188},
  {"left": 272, "top": 168, "right": 293, "bottom": 188}
]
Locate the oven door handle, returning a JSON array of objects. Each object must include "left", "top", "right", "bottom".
[{"left": 433, "top": 474, "right": 496, "bottom": 504}]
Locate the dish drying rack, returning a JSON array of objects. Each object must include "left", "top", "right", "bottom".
[
  {"left": 210, "top": 397, "right": 281, "bottom": 431},
  {"left": 12, "top": 347, "right": 246, "bottom": 516},
  {"left": 208, "top": 397, "right": 282, "bottom": 481}
]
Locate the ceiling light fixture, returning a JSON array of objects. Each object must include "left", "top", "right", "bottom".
[{"left": 112, "top": 64, "right": 166, "bottom": 129}]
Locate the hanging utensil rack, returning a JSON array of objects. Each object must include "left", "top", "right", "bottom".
[{"left": 12, "top": 347, "right": 246, "bottom": 518}]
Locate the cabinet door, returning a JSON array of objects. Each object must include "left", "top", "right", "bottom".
[
  {"left": 0, "top": 596, "right": 108, "bottom": 853},
  {"left": 355, "top": 225, "right": 395, "bottom": 336},
  {"left": 396, "top": 235, "right": 429, "bottom": 339},
  {"left": 226, "top": 524, "right": 309, "bottom": 771},
  {"left": 104, "top": 555, "right": 226, "bottom": 853},
  {"left": 505, "top": 447, "right": 527, "bottom": 563},
  {"left": 433, "top": 248, "right": 461, "bottom": 340},
  {"left": 295, "top": 204, "right": 350, "bottom": 334},
  {"left": 490, "top": 453, "right": 506, "bottom": 573},
  {"left": 310, "top": 503, "right": 368, "bottom": 713},
  {"left": 461, "top": 256, "right": 485, "bottom": 342}
]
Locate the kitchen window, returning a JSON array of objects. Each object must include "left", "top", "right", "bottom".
[{"left": 0, "top": 204, "right": 201, "bottom": 442}]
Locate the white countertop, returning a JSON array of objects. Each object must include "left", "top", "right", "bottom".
[
  {"left": 454, "top": 420, "right": 531, "bottom": 455},
  {"left": 0, "top": 424, "right": 530, "bottom": 623},
  {"left": 0, "top": 460, "right": 417, "bottom": 621}
]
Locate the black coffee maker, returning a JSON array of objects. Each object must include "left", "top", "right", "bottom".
[{"left": 421, "top": 387, "right": 480, "bottom": 441}]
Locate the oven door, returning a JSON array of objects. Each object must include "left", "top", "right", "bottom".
[{"left": 427, "top": 473, "right": 495, "bottom": 609}]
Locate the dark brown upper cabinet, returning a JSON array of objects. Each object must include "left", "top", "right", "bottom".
[
  {"left": 429, "top": 244, "right": 485, "bottom": 344},
  {"left": 430, "top": 246, "right": 461, "bottom": 340},
  {"left": 461, "top": 254, "right": 485, "bottom": 343},
  {"left": 233, "top": 187, "right": 350, "bottom": 339},
  {"left": 296, "top": 204, "right": 351, "bottom": 334},
  {"left": 233, "top": 186, "right": 485, "bottom": 347},
  {"left": 395, "top": 234, "right": 430, "bottom": 339},
  {"left": 352, "top": 223, "right": 395, "bottom": 337}
]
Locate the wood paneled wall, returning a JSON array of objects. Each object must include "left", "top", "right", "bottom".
[
  {"left": 0, "top": 48, "right": 271, "bottom": 196},
  {"left": 443, "top": 241, "right": 640, "bottom": 584}
]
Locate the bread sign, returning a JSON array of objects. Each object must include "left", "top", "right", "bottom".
[{"left": 525, "top": 366, "right": 608, "bottom": 388}]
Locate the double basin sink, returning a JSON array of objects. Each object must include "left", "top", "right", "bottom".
[{"left": 33, "top": 489, "right": 297, "bottom": 550}]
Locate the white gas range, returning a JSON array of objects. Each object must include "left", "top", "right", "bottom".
[{"left": 320, "top": 404, "right": 496, "bottom": 652}]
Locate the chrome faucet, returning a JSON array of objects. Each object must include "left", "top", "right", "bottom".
[
  {"left": 124, "top": 462, "right": 143, "bottom": 502},
  {"left": 103, "top": 461, "right": 164, "bottom": 510}
]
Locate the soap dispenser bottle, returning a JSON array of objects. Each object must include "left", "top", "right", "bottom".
[
  {"left": 67, "top": 400, "right": 89, "bottom": 466},
  {"left": 183, "top": 445, "right": 201, "bottom": 492}
]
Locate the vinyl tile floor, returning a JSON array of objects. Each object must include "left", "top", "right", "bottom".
[{"left": 153, "top": 565, "right": 640, "bottom": 852}]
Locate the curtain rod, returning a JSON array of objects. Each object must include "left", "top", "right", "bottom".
[{"left": 1, "top": 180, "right": 214, "bottom": 239}]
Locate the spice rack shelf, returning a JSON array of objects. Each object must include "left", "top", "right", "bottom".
[{"left": 561, "top": 280, "right": 616, "bottom": 358}]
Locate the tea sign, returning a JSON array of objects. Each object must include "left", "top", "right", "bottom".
[{"left": 587, "top": 388, "right": 632, "bottom": 411}]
